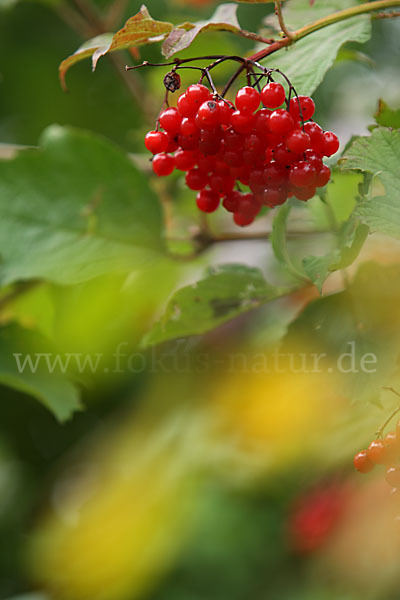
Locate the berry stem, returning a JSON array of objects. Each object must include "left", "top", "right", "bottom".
[{"left": 275, "top": 1, "right": 294, "bottom": 40}]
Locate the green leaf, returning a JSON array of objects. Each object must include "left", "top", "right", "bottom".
[
  {"left": 144, "top": 264, "right": 290, "bottom": 345},
  {"left": 302, "top": 220, "right": 369, "bottom": 292},
  {"left": 3, "top": 594, "right": 48, "bottom": 600},
  {"left": 162, "top": 3, "right": 241, "bottom": 59},
  {"left": 374, "top": 99, "right": 400, "bottom": 129},
  {"left": 262, "top": 0, "right": 371, "bottom": 96},
  {"left": 340, "top": 127, "right": 400, "bottom": 239},
  {"left": 59, "top": 5, "right": 174, "bottom": 89},
  {"left": 0, "top": 125, "right": 164, "bottom": 286},
  {"left": 271, "top": 202, "right": 309, "bottom": 282},
  {"left": 0, "top": 325, "right": 81, "bottom": 422}
]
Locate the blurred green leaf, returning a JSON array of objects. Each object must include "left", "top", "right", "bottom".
[
  {"left": 0, "top": 125, "right": 164, "bottom": 286},
  {"left": 262, "top": 0, "right": 371, "bottom": 95},
  {"left": 0, "top": 325, "right": 81, "bottom": 422},
  {"left": 340, "top": 127, "right": 400, "bottom": 239},
  {"left": 144, "top": 264, "right": 290, "bottom": 345},
  {"left": 374, "top": 99, "right": 400, "bottom": 129}
]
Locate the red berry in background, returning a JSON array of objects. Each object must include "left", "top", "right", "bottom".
[
  {"left": 384, "top": 431, "right": 400, "bottom": 463},
  {"left": 262, "top": 187, "right": 287, "bottom": 207},
  {"left": 237, "top": 192, "right": 261, "bottom": 216},
  {"left": 288, "top": 483, "right": 350, "bottom": 554},
  {"left": 209, "top": 174, "right": 235, "bottom": 196},
  {"left": 269, "top": 109, "right": 295, "bottom": 135},
  {"left": 285, "top": 129, "right": 311, "bottom": 154},
  {"left": 261, "top": 82, "right": 286, "bottom": 109},
  {"left": 222, "top": 150, "right": 242, "bottom": 168},
  {"left": 304, "top": 149, "right": 323, "bottom": 172},
  {"left": 185, "top": 168, "right": 209, "bottom": 191},
  {"left": 289, "top": 95, "right": 315, "bottom": 121},
  {"left": 234, "top": 212, "right": 255, "bottom": 227},
  {"left": 315, "top": 165, "right": 331, "bottom": 187},
  {"left": 289, "top": 161, "right": 316, "bottom": 187},
  {"left": 386, "top": 466, "right": 400, "bottom": 488},
  {"left": 323, "top": 131, "right": 340, "bottom": 156},
  {"left": 145, "top": 130, "right": 169, "bottom": 154},
  {"left": 273, "top": 143, "right": 299, "bottom": 167},
  {"left": 367, "top": 439, "right": 388, "bottom": 465},
  {"left": 231, "top": 110, "right": 255, "bottom": 134},
  {"left": 166, "top": 134, "right": 179, "bottom": 153},
  {"left": 235, "top": 86, "right": 261, "bottom": 113},
  {"left": 353, "top": 450, "right": 375, "bottom": 474},
  {"left": 159, "top": 107, "right": 182, "bottom": 134},
  {"left": 196, "top": 188, "right": 220, "bottom": 213},
  {"left": 292, "top": 185, "right": 316, "bottom": 201},
  {"left": 152, "top": 153, "right": 175, "bottom": 176},
  {"left": 224, "top": 128, "right": 245, "bottom": 151}
]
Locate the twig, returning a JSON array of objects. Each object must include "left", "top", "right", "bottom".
[
  {"left": 275, "top": 1, "right": 294, "bottom": 40},
  {"left": 373, "top": 10, "right": 400, "bottom": 17}
]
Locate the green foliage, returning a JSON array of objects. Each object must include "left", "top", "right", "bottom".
[
  {"left": 263, "top": 0, "right": 372, "bottom": 95},
  {"left": 374, "top": 99, "right": 400, "bottom": 129},
  {"left": 340, "top": 127, "right": 400, "bottom": 238},
  {"left": 144, "top": 265, "right": 291, "bottom": 345},
  {"left": 0, "top": 125, "right": 164, "bottom": 286},
  {"left": 0, "top": 325, "right": 80, "bottom": 422}
]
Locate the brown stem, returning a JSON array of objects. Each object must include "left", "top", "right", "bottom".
[{"left": 275, "top": 1, "right": 294, "bottom": 40}]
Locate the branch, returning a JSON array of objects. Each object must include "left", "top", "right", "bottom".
[{"left": 275, "top": 1, "right": 294, "bottom": 40}]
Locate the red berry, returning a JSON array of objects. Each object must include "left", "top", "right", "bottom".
[
  {"left": 262, "top": 187, "right": 288, "bottom": 207},
  {"left": 353, "top": 450, "right": 375, "bottom": 474},
  {"left": 237, "top": 192, "right": 261, "bottom": 216},
  {"left": 218, "top": 100, "right": 234, "bottom": 125},
  {"left": 180, "top": 117, "right": 199, "bottom": 137},
  {"left": 289, "top": 96, "right": 315, "bottom": 121},
  {"left": 263, "top": 163, "right": 286, "bottom": 186},
  {"left": 209, "top": 174, "right": 235, "bottom": 196},
  {"left": 236, "top": 86, "right": 261, "bottom": 113},
  {"left": 304, "top": 150, "right": 323, "bottom": 172},
  {"left": 274, "top": 143, "right": 299, "bottom": 166},
  {"left": 196, "top": 189, "right": 220, "bottom": 213},
  {"left": 185, "top": 84, "right": 211, "bottom": 108},
  {"left": 224, "top": 128, "right": 245, "bottom": 151},
  {"left": 159, "top": 107, "right": 182, "bottom": 134},
  {"left": 386, "top": 466, "right": 400, "bottom": 488},
  {"left": 323, "top": 131, "right": 340, "bottom": 157},
  {"left": 234, "top": 212, "right": 255, "bottom": 227},
  {"left": 197, "top": 155, "right": 214, "bottom": 173},
  {"left": 152, "top": 153, "right": 175, "bottom": 176},
  {"left": 269, "top": 109, "right": 295, "bottom": 135},
  {"left": 166, "top": 134, "right": 179, "bottom": 153},
  {"left": 196, "top": 100, "right": 222, "bottom": 128},
  {"left": 222, "top": 150, "right": 242, "bottom": 168},
  {"left": 384, "top": 432, "right": 400, "bottom": 463},
  {"left": 289, "top": 161, "right": 316, "bottom": 187},
  {"left": 261, "top": 82, "right": 286, "bottom": 109},
  {"left": 178, "top": 133, "right": 199, "bottom": 151},
  {"left": 145, "top": 130, "right": 169, "bottom": 154},
  {"left": 222, "top": 190, "right": 240, "bottom": 213},
  {"left": 244, "top": 134, "right": 266, "bottom": 154},
  {"left": 367, "top": 439, "right": 387, "bottom": 465},
  {"left": 174, "top": 149, "right": 197, "bottom": 171},
  {"left": 303, "top": 122, "right": 325, "bottom": 153},
  {"left": 177, "top": 93, "right": 195, "bottom": 118},
  {"left": 185, "top": 168, "right": 209, "bottom": 191},
  {"left": 315, "top": 165, "right": 331, "bottom": 187},
  {"left": 285, "top": 129, "right": 311, "bottom": 154},
  {"left": 254, "top": 109, "right": 272, "bottom": 135},
  {"left": 291, "top": 185, "right": 316, "bottom": 201},
  {"left": 231, "top": 111, "right": 255, "bottom": 134}
]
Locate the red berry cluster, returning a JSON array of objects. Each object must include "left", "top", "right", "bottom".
[
  {"left": 354, "top": 423, "right": 400, "bottom": 490},
  {"left": 145, "top": 81, "right": 339, "bottom": 227}
]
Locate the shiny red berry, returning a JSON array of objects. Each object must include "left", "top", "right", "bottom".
[
  {"left": 269, "top": 109, "right": 295, "bottom": 135},
  {"left": 285, "top": 129, "right": 311, "bottom": 154},
  {"left": 159, "top": 107, "right": 182, "bottom": 134},
  {"left": 367, "top": 439, "right": 387, "bottom": 465},
  {"left": 323, "top": 131, "right": 340, "bottom": 157},
  {"left": 145, "top": 130, "right": 169, "bottom": 154},
  {"left": 289, "top": 162, "right": 316, "bottom": 187},
  {"left": 261, "top": 82, "right": 286, "bottom": 109},
  {"left": 152, "top": 153, "right": 175, "bottom": 176},
  {"left": 234, "top": 212, "right": 255, "bottom": 227},
  {"left": 236, "top": 86, "right": 261, "bottom": 113},
  {"left": 289, "top": 96, "right": 315, "bottom": 121},
  {"left": 196, "top": 189, "right": 220, "bottom": 213},
  {"left": 315, "top": 165, "right": 331, "bottom": 187},
  {"left": 185, "top": 168, "right": 209, "bottom": 191}
]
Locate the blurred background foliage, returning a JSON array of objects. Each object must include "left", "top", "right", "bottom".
[{"left": 1, "top": 0, "right": 400, "bottom": 599}]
